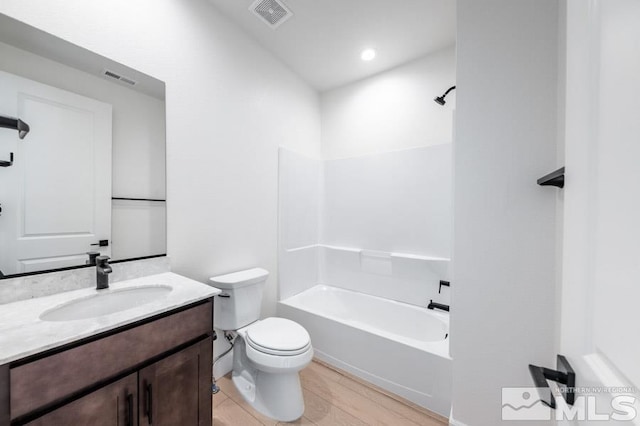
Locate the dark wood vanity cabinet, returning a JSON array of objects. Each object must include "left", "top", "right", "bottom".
[
  {"left": 0, "top": 299, "right": 213, "bottom": 426},
  {"left": 139, "top": 340, "right": 210, "bottom": 426},
  {"left": 25, "top": 373, "right": 138, "bottom": 426}
]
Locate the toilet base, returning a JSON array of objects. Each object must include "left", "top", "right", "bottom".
[
  {"left": 231, "top": 337, "right": 307, "bottom": 422},
  {"left": 232, "top": 369, "right": 305, "bottom": 422}
]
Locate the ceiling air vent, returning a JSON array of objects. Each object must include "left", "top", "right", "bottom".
[
  {"left": 250, "top": 0, "right": 293, "bottom": 29},
  {"left": 101, "top": 69, "right": 137, "bottom": 86}
]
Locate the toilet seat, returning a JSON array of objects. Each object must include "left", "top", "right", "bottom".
[{"left": 246, "top": 317, "right": 311, "bottom": 356}]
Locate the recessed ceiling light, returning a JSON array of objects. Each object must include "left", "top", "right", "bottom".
[{"left": 361, "top": 48, "right": 376, "bottom": 61}]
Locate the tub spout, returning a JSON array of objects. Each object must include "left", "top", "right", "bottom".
[{"left": 427, "top": 300, "right": 449, "bottom": 312}]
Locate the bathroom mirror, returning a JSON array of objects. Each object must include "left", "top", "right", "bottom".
[{"left": 0, "top": 14, "right": 166, "bottom": 278}]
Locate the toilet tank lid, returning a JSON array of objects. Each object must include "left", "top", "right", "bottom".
[{"left": 209, "top": 268, "right": 269, "bottom": 289}]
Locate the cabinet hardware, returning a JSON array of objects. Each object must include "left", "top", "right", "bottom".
[
  {"left": 145, "top": 382, "right": 153, "bottom": 424},
  {"left": 126, "top": 393, "right": 134, "bottom": 426}
]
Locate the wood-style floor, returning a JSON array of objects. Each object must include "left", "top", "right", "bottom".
[{"left": 212, "top": 360, "right": 448, "bottom": 426}]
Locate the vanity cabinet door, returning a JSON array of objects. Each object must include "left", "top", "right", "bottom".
[
  {"left": 138, "top": 338, "right": 212, "bottom": 426},
  {"left": 25, "top": 373, "right": 137, "bottom": 426}
]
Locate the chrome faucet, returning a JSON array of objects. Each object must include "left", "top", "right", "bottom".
[{"left": 96, "top": 256, "right": 112, "bottom": 290}]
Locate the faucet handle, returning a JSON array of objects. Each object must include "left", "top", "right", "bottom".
[
  {"left": 96, "top": 255, "right": 110, "bottom": 266},
  {"left": 86, "top": 251, "right": 100, "bottom": 265}
]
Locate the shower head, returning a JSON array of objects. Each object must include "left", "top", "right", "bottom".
[
  {"left": 434, "top": 85, "right": 456, "bottom": 106},
  {"left": 434, "top": 96, "right": 446, "bottom": 106}
]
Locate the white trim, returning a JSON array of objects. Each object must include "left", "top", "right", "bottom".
[{"left": 448, "top": 415, "right": 470, "bottom": 426}]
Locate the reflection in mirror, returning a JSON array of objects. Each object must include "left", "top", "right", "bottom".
[{"left": 0, "top": 14, "right": 166, "bottom": 278}]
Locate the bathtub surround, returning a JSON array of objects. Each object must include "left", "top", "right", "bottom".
[
  {"left": 277, "top": 150, "right": 323, "bottom": 301},
  {"left": 0, "top": 256, "right": 170, "bottom": 305},
  {"left": 319, "top": 245, "right": 449, "bottom": 307},
  {"left": 323, "top": 145, "right": 452, "bottom": 257},
  {"left": 279, "top": 146, "right": 452, "bottom": 307}
]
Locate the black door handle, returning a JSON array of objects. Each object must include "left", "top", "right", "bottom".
[{"left": 91, "top": 239, "right": 109, "bottom": 247}]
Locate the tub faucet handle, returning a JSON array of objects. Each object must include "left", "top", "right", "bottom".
[{"left": 438, "top": 280, "right": 450, "bottom": 294}]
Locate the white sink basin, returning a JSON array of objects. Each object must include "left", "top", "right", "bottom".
[{"left": 40, "top": 286, "right": 173, "bottom": 322}]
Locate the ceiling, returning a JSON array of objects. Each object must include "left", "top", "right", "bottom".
[
  {"left": 0, "top": 14, "right": 165, "bottom": 100},
  {"left": 207, "top": 0, "right": 456, "bottom": 92}
]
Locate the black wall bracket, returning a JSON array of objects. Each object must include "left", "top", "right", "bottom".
[
  {"left": 537, "top": 167, "right": 565, "bottom": 188},
  {"left": 0, "top": 152, "right": 13, "bottom": 168},
  {"left": 0, "top": 115, "right": 30, "bottom": 139},
  {"left": 529, "top": 354, "right": 576, "bottom": 409}
]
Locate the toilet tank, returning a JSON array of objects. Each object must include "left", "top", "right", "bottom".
[{"left": 210, "top": 268, "right": 269, "bottom": 330}]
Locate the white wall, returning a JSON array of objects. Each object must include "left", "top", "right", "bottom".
[
  {"left": 0, "top": 1, "right": 322, "bottom": 319},
  {"left": 321, "top": 46, "right": 455, "bottom": 160},
  {"left": 452, "top": 1, "right": 559, "bottom": 425},
  {"left": 0, "top": 40, "right": 166, "bottom": 261}
]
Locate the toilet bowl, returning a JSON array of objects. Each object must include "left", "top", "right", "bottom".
[
  {"left": 232, "top": 317, "right": 313, "bottom": 421},
  {"left": 210, "top": 268, "right": 313, "bottom": 422}
]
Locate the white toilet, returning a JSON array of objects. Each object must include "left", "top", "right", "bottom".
[{"left": 210, "top": 268, "right": 313, "bottom": 422}]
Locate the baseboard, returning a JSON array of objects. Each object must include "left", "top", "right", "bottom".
[{"left": 448, "top": 415, "right": 470, "bottom": 426}]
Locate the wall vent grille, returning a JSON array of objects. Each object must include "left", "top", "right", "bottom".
[
  {"left": 101, "top": 69, "right": 137, "bottom": 86},
  {"left": 250, "top": 0, "right": 293, "bottom": 29}
]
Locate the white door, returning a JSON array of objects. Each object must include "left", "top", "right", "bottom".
[
  {"left": 559, "top": 0, "right": 640, "bottom": 422},
  {"left": 0, "top": 71, "right": 112, "bottom": 275}
]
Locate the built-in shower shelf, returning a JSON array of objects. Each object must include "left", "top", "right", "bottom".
[
  {"left": 537, "top": 167, "right": 565, "bottom": 188},
  {"left": 285, "top": 244, "right": 450, "bottom": 262}
]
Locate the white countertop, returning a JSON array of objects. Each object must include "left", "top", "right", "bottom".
[{"left": 0, "top": 272, "right": 220, "bottom": 365}]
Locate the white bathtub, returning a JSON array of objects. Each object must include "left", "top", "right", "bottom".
[{"left": 278, "top": 285, "right": 451, "bottom": 416}]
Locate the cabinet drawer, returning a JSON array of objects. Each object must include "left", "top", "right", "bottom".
[{"left": 11, "top": 301, "right": 212, "bottom": 419}]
